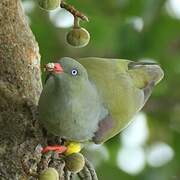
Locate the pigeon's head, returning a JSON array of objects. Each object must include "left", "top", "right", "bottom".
[{"left": 44, "top": 57, "right": 89, "bottom": 83}]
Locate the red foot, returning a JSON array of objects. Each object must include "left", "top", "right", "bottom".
[{"left": 42, "top": 145, "right": 67, "bottom": 154}]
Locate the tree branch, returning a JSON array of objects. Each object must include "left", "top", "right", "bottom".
[
  {"left": 0, "top": 0, "right": 44, "bottom": 179},
  {"left": 0, "top": 1, "right": 98, "bottom": 179}
]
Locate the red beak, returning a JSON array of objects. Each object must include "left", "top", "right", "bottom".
[{"left": 54, "top": 63, "right": 63, "bottom": 73}]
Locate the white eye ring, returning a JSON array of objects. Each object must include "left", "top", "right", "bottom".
[{"left": 71, "top": 68, "right": 78, "bottom": 76}]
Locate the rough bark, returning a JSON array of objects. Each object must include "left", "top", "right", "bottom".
[{"left": 0, "top": 0, "right": 44, "bottom": 179}]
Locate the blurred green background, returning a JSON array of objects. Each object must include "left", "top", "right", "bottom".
[{"left": 23, "top": 0, "right": 180, "bottom": 179}]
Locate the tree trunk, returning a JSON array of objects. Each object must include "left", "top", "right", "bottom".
[{"left": 0, "top": 0, "right": 44, "bottom": 179}]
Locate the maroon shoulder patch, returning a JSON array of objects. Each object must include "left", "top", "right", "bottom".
[{"left": 93, "top": 114, "right": 114, "bottom": 144}]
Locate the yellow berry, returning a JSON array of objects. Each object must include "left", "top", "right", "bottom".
[
  {"left": 65, "top": 153, "right": 85, "bottom": 173},
  {"left": 38, "top": 0, "right": 61, "bottom": 11},
  {"left": 66, "top": 27, "right": 90, "bottom": 48},
  {"left": 39, "top": 168, "right": 59, "bottom": 180}
]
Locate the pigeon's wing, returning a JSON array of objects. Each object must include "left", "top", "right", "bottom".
[{"left": 78, "top": 57, "right": 164, "bottom": 143}]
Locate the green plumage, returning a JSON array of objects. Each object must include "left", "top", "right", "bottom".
[{"left": 39, "top": 57, "right": 163, "bottom": 144}]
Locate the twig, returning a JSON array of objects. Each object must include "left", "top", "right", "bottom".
[
  {"left": 21, "top": 154, "right": 39, "bottom": 178},
  {"left": 64, "top": 169, "right": 71, "bottom": 180},
  {"left": 21, "top": 144, "right": 98, "bottom": 180},
  {"left": 78, "top": 158, "right": 98, "bottom": 180},
  {"left": 60, "top": 1, "right": 89, "bottom": 22},
  {"left": 78, "top": 166, "right": 92, "bottom": 180},
  {"left": 84, "top": 158, "right": 98, "bottom": 180},
  {"left": 37, "top": 152, "right": 52, "bottom": 173},
  {"left": 70, "top": 173, "right": 75, "bottom": 180}
]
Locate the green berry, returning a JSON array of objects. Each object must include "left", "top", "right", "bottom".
[
  {"left": 66, "top": 27, "right": 90, "bottom": 48},
  {"left": 38, "top": 0, "right": 61, "bottom": 11},
  {"left": 39, "top": 168, "right": 59, "bottom": 180},
  {"left": 65, "top": 153, "right": 85, "bottom": 173}
]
